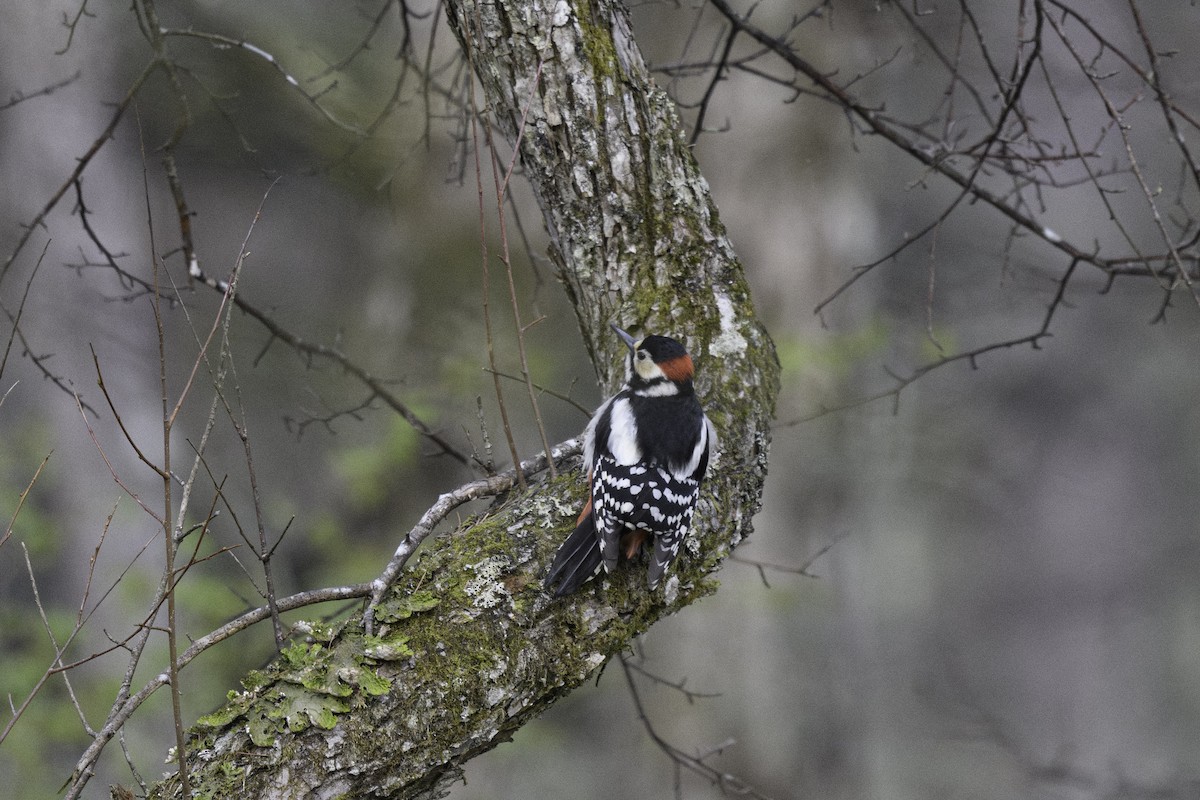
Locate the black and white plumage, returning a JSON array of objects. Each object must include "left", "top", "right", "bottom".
[{"left": 544, "top": 324, "right": 717, "bottom": 597}]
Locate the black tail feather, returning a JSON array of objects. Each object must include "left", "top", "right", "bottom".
[{"left": 544, "top": 508, "right": 603, "bottom": 597}]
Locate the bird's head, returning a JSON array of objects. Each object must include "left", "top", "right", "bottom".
[{"left": 611, "top": 323, "right": 694, "bottom": 395}]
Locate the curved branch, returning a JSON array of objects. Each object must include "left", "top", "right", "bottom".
[{"left": 142, "top": 0, "right": 778, "bottom": 796}]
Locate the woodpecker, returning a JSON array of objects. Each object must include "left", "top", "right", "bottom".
[{"left": 544, "top": 323, "right": 717, "bottom": 597}]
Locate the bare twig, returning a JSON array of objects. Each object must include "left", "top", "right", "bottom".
[
  {"left": 159, "top": 28, "right": 369, "bottom": 136},
  {"left": 0, "top": 71, "right": 81, "bottom": 112},
  {"left": 226, "top": 355, "right": 287, "bottom": 646},
  {"left": 0, "top": 240, "right": 48, "bottom": 383},
  {"left": 187, "top": 267, "right": 477, "bottom": 465},
  {"left": 74, "top": 393, "right": 163, "bottom": 524},
  {"left": 623, "top": 658, "right": 722, "bottom": 704},
  {"left": 789, "top": 258, "right": 1081, "bottom": 423},
  {"left": 136, "top": 66, "right": 191, "bottom": 796},
  {"left": 688, "top": 19, "right": 738, "bottom": 145},
  {"left": 1, "top": 59, "right": 156, "bottom": 287},
  {"left": 484, "top": 367, "right": 592, "bottom": 417},
  {"left": 0, "top": 523, "right": 110, "bottom": 748},
  {"left": 55, "top": 0, "right": 93, "bottom": 54},
  {"left": 0, "top": 242, "right": 97, "bottom": 414},
  {"left": 21, "top": 544, "right": 94, "bottom": 735},
  {"left": 89, "top": 346, "right": 169, "bottom": 479},
  {"left": 703, "top": 0, "right": 1198, "bottom": 296},
  {"left": 465, "top": 21, "right": 524, "bottom": 487},
  {"left": 0, "top": 452, "right": 52, "bottom": 552},
  {"left": 175, "top": 179, "right": 287, "bottom": 646},
  {"left": 620, "top": 654, "right": 776, "bottom": 800},
  {"left": 730, "top": 540, "right": 838, "bottom": 588},
  {"left": 481, "top": 58, "right": 558, "bottom": 478}
]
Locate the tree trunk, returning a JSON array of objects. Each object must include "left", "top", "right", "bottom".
[{"left": 146, "top": 0, "right": 778, "bottom": 797}]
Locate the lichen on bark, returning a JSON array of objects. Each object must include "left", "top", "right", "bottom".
[{"left": 145, "top": 0, "right": 778, "bottom": 797}]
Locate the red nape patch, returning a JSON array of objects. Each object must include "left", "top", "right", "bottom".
[{"left": 659, "top": 354, "right": 694, "bottom": 382}]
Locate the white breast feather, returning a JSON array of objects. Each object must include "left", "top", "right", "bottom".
[{"left": 606, "top": 398, "right": 642, "bottom": 465}]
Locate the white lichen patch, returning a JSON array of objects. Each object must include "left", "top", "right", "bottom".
[
  {"left": 580, "top": 604, "right": 618, "bottom": 635},
  {"left": 527, "top": 493, "right": 576, "bottom": 528},
  {"left": 464, "top": 556, "right": 512, "bottom": 609},
  {"left": 291, "top": 619, "right": 336, "bottom": 643},
  {"left": 710, "top": 290, "right": 747, "bottom": 357},
  {"left": 662, "top": 574, "right": 681, "bottom": 606},
  {"left": 486, "top": 658, "right": 509, "bottom": 681},
  {"left": 485, "top": 687, "right": 507, "bottom": 707}
]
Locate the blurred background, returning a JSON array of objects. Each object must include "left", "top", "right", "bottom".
[{"left": 3, "top": 1, "right": 1200, "bottom": 798}]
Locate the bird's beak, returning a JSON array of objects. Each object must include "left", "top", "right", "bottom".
[{"left": 610, "top": 323, "right": 638, "bottom": 354}]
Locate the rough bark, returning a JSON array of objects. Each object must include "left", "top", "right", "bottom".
[{"left": 145, "top": 0, "right": 778, "bottom": 797}]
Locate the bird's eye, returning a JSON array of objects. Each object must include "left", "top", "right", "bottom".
[{"left": 636, "top": 351, "right": 649, "bottom": 361}]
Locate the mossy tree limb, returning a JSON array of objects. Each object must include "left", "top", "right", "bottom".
[{"left": 145, "top": 0, "right": 778, "bottom": 797}]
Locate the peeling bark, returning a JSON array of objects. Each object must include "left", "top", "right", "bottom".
[{"left": 145, "top": 0, "right": 778, "bottom": 797}]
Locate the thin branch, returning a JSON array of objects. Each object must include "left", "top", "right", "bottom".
[
  {"left": 22, "top": 544, "right": 94, "bottom": 735},
  {"left": 730, "top": 540, "right": 837, "bottom": 588},
  {"left": 623, "top": 659, "right": 722, "bottom": 704},
  {"left": 0, "top": 519, "right": 111, "bottom": 748},
  {"left": 175, "top": 179, "right": 287, "bottom": 648},
  {"left": 620, "top": 654, "right": 776, "bottom": 800},
  {"left": 484, "top": 367, "right": 592, "bottom": 417},
  {"left": 0, "top": 71, "right": 81, "bottom": 111},
  {"left": 73, "top": 392, "right": 164, "bottom": 524},
  {"left": 790, "top": 258, "right": 1080, "bottom": 423},
  {"left": 133, "top": 25, "right": 191, "bottom": 783},
  {"left": 0, "top": 240, "right": 49, "bottom": 382},
  {"left": 0, "top": 452, "right": 52, "bottom": 552},
  {"left": 159, "top": 28, "right": 369, "bottom": 136},
  {"left": 55, "top": 0, "right": 94, "bottom": 54},
  {"left": 703, "top": 0, "right": 1170, "bottom": 296},
  {"left": 185, "top": 261, "right": 476, "bottom": 466},
  {"left": 688, "top": 19, "right": 738, "bottom": 146},
  {"left": 90, "top": 346, "right": 169, "bottom": 479},
  {"left": 309, "top": 0, "right": 407, "bottom": 80},
  {"left": 465, "top": 20, "right": 524, "bottom": 486},
  {"left": 483, "top": 59, "right": 558, "bottom": 478},
  {"left": 0, "top": 243, "right": 98, "bottom": 415},
  {"left": 284, "top": 392, "right": 379, "bottom": 439},
  {"left": 815, "top": 2, "right": 1046, "bottom": 318},
  {"left": 1, "top": 59, "right": 156, "bottom": 287}
]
